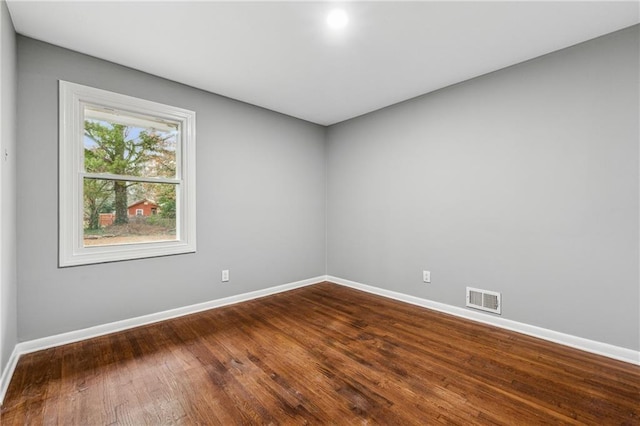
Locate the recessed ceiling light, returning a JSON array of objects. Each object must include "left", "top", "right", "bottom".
[{"left": 327, "top": 9, "right": 348, "bottom": 30}]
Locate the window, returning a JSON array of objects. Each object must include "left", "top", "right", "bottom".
[{"left": 59, "top": 81, "right": 196, "bottom": 266}]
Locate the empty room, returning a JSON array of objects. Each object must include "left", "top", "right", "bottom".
[{"left": 1, "top": 1, "right": 639, "bottom": 424}]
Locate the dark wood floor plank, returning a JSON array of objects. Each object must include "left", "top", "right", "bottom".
[
  {"left": 296, "top": 284, "right": 640, "bottom": 422},
  {"left": 2, "top": 282, "right": 639, "bottom": 425},
  {"left": 231, "top": 308, "right": 406, "bottom": 424},
  {"left": 262, "top": 288, "right": 575, "bottom": 424},
  {"left": 249, "top": 297, "right": 474, "bottom": 423}
]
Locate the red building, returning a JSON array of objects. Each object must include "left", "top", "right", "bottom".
[
  {"left": 127, "top": 199, "right": 159, "bottom": 217},
  {"left": 99, "top": 213, "right": 114, "bottom": 227}
]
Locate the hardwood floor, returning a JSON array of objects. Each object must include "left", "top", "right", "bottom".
[{"left": 2, "top": 282, "right": 639, "bottom": 425}]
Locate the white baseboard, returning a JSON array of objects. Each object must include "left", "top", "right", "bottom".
[
  {"left": 0, "top": 275, "right": 325, "bottom": 405},
  {"left": 0, "top": 345, "right": 20, "bottom": 406},
  {"left": 328, "top": 275, "right": 640, "bottom": 366}
]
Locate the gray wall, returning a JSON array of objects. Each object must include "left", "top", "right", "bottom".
[
  {"left": 13, "top": 25, "right": 640, "bottom": 352},
  {"left": 0, "top": 0, "right": 18, "bottom": 376},
  {"left": 17, "top": 37, "right": 326, "bottom": 341},
  {"left": 327, "top": 26, "right": 639, "bottom": 350}
]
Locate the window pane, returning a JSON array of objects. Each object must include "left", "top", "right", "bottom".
[
  {"left": 60, "top": 81, "right": 196, "bottom": 266},
  {"left": 84, "top": 179, "right": 177, "bottom": 247},
  {"left": 84, "top": 106, "right": 178, "bottom": 179}
]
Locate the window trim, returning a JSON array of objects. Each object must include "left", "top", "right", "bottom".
[{"left": 59, "top": 81, "right": 196, "bottom": 267}]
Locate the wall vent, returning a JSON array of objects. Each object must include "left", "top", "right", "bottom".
[{"left": 466, "top": 287, "right": 501, "bottom": 315}]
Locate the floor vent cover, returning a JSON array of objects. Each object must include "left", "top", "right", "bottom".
[{"left": 466, "top": 287, "right": 501, "bottom": 315}]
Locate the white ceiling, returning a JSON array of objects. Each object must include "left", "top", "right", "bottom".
[{"left": 6, "top": 1, "right": 640, "bottom": 125}]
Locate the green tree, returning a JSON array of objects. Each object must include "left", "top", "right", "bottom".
[
  {"left": 83, "top": 179, "right": 112, "bottom": 230},
  {"left": 158, "top": 185, "right": 176, "bottom": 219},
  {"left": 84, "top": 121, "right": 175, "bottom": 225}
]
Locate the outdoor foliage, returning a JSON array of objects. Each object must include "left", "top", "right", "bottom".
[{"left": 83, "top": 117, "right": 177, "bottom": 230}]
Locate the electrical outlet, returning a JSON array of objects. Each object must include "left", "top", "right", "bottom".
[
  {"left": 423, "top": 270, "right": 431, "bottom": 283},
  {"left": 221, "top": 269, "right": 230, "bottom": 282}
]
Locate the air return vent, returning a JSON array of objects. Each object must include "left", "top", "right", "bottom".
[{"left": 466, "top": 287, "right": 501, "bottom": 315}]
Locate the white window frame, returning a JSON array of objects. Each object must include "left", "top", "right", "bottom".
[{"left": 59, "top": 81, "right": 196, "bottom": 267}]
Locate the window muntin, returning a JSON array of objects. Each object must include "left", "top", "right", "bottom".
[{"left": 60, "top": 81, "right": 196, "bottom": 266}]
